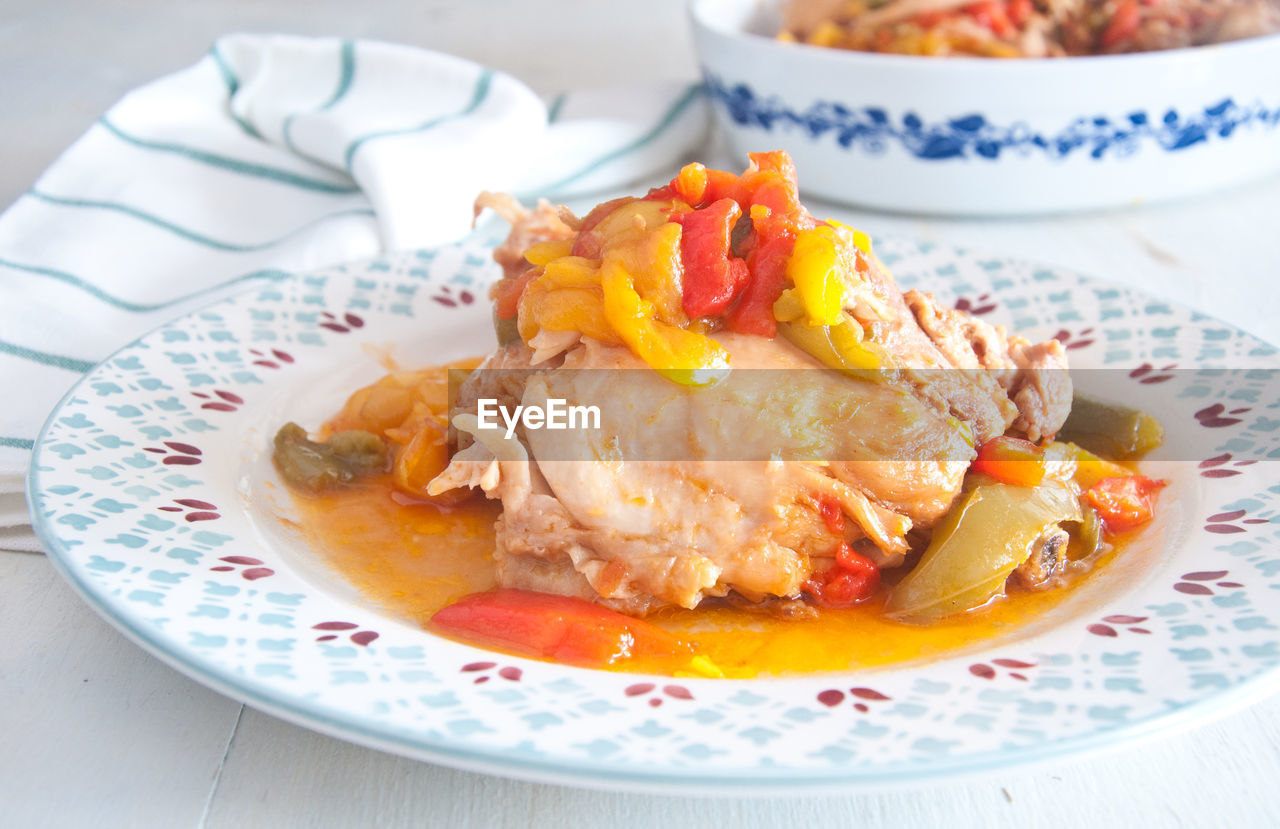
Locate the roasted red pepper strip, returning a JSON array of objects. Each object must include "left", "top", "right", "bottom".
[
  {"left": 643, "top": 183, "right": 676, "bottom": 201},
  {"left": 805, "top": 542, "right": 880, "bottom": 608},
  {"left": 1084, "top": 475, "right": 1166, "bottom": 532},
  {"left": 726, "top": 230, "right": 794, "bottom": 337},
  {"left": 702, "top": 168, "right": 743, "bottom": 205},
  {"left": 722, "top": 152, "right": 813, "bottom": 336},
  {"left": 431, "top": 588, "right": 687, "bottom": 667},
  {"left": 972, "top": 435, "right": 1047, "bottom": 486},
  {"left": 743, "top": 150, "right": 798, "bottom": 190},
  {"left": 674, "top": 198, "right": 750, "bottom": 318},
  {"left": 743, "top": 177, "right": 804, "bottom": 230}
]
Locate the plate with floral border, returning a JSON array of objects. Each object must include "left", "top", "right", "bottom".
[{"left": 27, "top": 230, "right": 1280, "bottom": 794}]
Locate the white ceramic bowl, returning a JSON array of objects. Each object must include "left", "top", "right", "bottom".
[{"left": 690, "top": 0, "right": 1280, "bottom": 214}]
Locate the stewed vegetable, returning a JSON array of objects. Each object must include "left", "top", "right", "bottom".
[
  {"left": 272, "top": 422, "right": 388, "bottom": 492},
  {"left": 885, "top": 482, "right": 1082, "bottom": 623},
  {"left": 1058, "top": 394, "right": 1165, "bottom": 460}
]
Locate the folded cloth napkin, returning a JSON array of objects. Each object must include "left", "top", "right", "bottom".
[{"left": 0, "top": 33, "right": 709, "bottom": 552}]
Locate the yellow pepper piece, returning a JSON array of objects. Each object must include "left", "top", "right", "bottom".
[
  {"left": 787, "top": 225, "right": 844, "bottom": 326},
  {"left": 807, "top": 20, "right": 844, "bottom": 48},
  {"left": 778, "top": 314, "right": 885, "bottom": 379},
  {"left": 523, "top": 239, "right": 573, "bottom": 266},
  {"left": 517, "top": 277, "right": 618, "bottom": 346},
  {"left": 827, "top": 219, "right": 872, "bottom": 254},
  {"left": 585, "top": 201, "right": 687, "bottom": 327},
  {"left": 829, "top": 316, "right": 882, "bottom": 370},
  {"left": 592, "top": 199, "right": 675, "bottom": 240},
  {"left": 1067, "top": 443, "right": 1133, "bottom": 490},
  {"left": 674, "top": 163, "right": 708, "bottom": 205},
  {"left": 541, "top": 255, "right": 601, "bottom": 290},
  {"left": 601, "top": 256, "right": 729, "bottom": 386},
  {"left": 772, "top": 288, "right": 806, "bottom": 323},
  {"left": 673, "top": 654, "right": 725, "bottom": 679},
  {"left": 539, "top": 288, "right": 617, "bottom": 343},
  {"left": 618, "top": 222, "right": 687, "bottom": 328}
]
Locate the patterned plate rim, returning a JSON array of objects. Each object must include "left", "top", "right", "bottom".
[{"left": 26, "top": 235, "right": 1280, "bottom": 793}]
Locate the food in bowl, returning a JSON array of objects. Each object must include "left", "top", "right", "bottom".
[
  {"left": 272, "top": 152, "right": 1166, "bottom": 676},
  {"left": 691, "top": 0, "right": 1280, "bottom": 213},
  {"left": 778, "top": 0, "right": 1280, "bottom": 57}
]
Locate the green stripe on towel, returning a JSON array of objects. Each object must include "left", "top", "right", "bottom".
[
  {"left": 208, "top": 42, "right": 262, "bottom": 139},
  {"left": 209, "top": 41, "right": 241, "bottom": 95},
  {"left": 0, "top": 258, "right": 293, "bottom": 313},
  {"left": 343, "top": 68, "right": 494, "bottom": 172},
  {"left": 0, "top": 338, "right": 94, "bottom": 374},
  {"left": 546, "top": 93, "right": 568, "bottom": 124},
  {"left": 26, "top": 191, "right": 374, "bottom": 253},
  {"left": 0, "top": 436, "right": 35, "bottom": 450},
  {"left": 284, "top": 39, "right": 358, "bottom": 155},
  {"left": 98, "top": 117, "right": 359, "bottom": 194}
]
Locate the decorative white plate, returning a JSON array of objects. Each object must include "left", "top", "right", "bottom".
[{"left": 28, "top": 233, "right": 1280, "bottom": 793}]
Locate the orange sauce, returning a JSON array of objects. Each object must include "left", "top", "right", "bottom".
[
  {"left": 287, "top": 478, "right": 502, "bottom": 627},
  {"left": 288, "top": 471, "right": 1120, "bottom": 678}
]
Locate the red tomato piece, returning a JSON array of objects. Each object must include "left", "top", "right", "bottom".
[
  {"left": 1008, "top": 0, "right": 1033, "bottom": 25},
  {"left": 966, "top": 1, "right": 1014, "bottom": 36},
  {"left": 1084, "top": 475, "right": 1166, "bottom": 532},
  {"left": 818, "top": 496, "right": 845, "bottom": 536},
  {"left": 972, "top": 435, "right": 1047, "bottom": 486},
  {"left": 493, "top": 268, "right": 536, "bottom": 320},
  {"left": 1102, "top": 0, "right": 1141, "bottom": 48},
  {"left": 431, "top": 588, "right": 686, "bottom": 667},
  {"left": 914, "top": 10, "right": 955, "bottom": 26},
  {"left": 805, "top": 543, "right": 880, "bottom": 608}
]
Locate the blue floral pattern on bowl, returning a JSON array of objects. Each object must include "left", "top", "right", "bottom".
[{"left": 704, "top": 73, "right": 1280, "bottom": 161}]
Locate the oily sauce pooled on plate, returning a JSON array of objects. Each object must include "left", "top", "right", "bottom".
[{"left": 282, "top": 463, "right": 1127, "bottom": 679}]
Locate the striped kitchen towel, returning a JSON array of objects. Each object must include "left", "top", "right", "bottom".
[{"left": 0, "top": 33, "right": 709, "bottom": 552}]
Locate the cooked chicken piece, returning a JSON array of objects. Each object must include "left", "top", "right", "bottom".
[
  {"left": 438, "top": 193, "right": 1073, "bottom": 614},
  {"left": 854, "top": 257, "right": 1017, "bottom": 443},
  {"left": 904, "top": 289, "right": 1072, "bottom": 442},
  {"left": 433, "top": 333, "right": 973, "bottom": 613}
]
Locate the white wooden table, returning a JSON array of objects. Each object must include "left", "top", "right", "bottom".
[{"left": 4, "top": 1, "right": 1280, "bottom": 826}]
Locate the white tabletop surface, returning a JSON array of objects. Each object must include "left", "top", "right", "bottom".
[{"left": 4, "top": 1, "right": 1280, "bottom": 826}]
